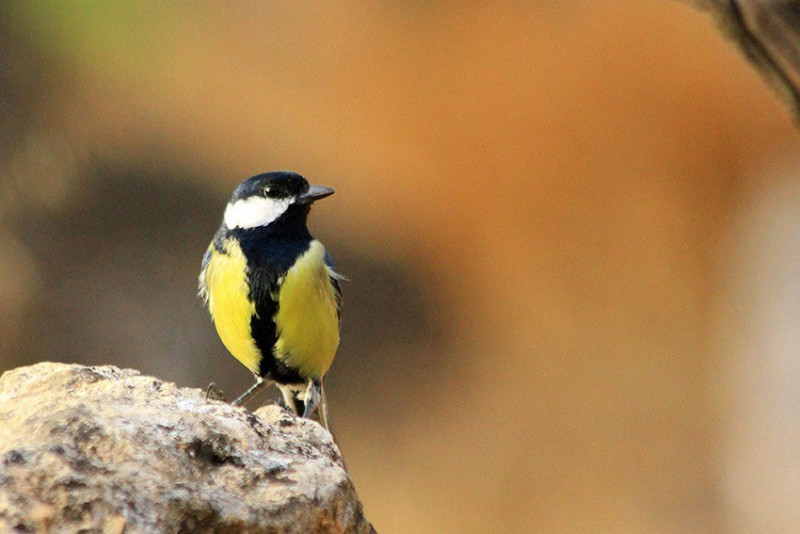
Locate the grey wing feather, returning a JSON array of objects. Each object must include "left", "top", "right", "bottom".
[
  {"left": 324, "top": 249, "right": 343, "bottom": 322},
  {"left": 198, "top": 245, "right": 213, "bottom": 305}
]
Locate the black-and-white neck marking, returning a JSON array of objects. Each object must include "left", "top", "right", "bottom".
[{"left": 223, "top": 195, "right": 295, "bottom": 229}]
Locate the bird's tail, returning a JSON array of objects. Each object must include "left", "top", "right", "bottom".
[
  {"left": 299, "top": 378, "right": 330, "bottom": 432},
  {"left": 318, "top": 379, "right": 330, "bottom": 431},
  {"left": 296, "top": 378, "right": 347, "bottom": 470}
]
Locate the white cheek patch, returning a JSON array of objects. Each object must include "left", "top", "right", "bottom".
[{"left": 224, "top": 196, "right": 293, "bottom": 229}]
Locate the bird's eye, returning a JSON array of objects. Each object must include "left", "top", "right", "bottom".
[{"left": 263, "top": 186, "right": 280, "bottom": 199}]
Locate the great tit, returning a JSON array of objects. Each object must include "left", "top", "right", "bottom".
[{"left": 199, "top": 171, "right": 341, "bottom": 429}]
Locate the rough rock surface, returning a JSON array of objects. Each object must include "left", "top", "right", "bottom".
[{"left": 0, "top": 362, "right": 374, "bottom": 533}]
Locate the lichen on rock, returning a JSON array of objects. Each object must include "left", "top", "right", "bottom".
[{"left": 0, "top": 362, "right": 374, "bottom": 533}]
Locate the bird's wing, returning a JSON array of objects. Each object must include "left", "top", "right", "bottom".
[
  {"left": 324, "top": 249, "right": 343, "bottom": 322},
  {"left": 198, "top": 243, "right": 213, "bottom": 305}
]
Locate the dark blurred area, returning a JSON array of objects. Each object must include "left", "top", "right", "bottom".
[{"left": 2, "top": 2, "right": 800, "bottom": 531}]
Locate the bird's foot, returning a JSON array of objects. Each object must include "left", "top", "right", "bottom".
[
  {"left": 267, "top": 397, "right": 292, "bottom": 413},
  {"left": 204, "top": 382, "right": 228, "bottom": 402}
]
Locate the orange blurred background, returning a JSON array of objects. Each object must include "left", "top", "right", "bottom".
[{"left": 1, "top": 2, "right": 799, "bottom": 531}]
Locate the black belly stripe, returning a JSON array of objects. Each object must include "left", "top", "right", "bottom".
[{"left": 232, "top": 222, "right": 313, "bottom": 384}]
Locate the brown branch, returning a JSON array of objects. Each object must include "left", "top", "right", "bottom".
[{"left": 687, "top": 0, "right": 800, "bottom": 125}]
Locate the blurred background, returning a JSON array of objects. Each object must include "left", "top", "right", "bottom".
[{"left": 1, "top": 1, "right": 799, "bottom": 531}]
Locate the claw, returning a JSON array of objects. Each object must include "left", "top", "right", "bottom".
[{"left": 205, "top": 382, "right": 228, "bottom": 402}]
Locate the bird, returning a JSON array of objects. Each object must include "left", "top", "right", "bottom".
[{"left": 198, "top": 171, "right": 341, "bottom": 429}]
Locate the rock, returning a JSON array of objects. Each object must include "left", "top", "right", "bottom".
[{"left": 0, "top": 362, "right": 374, "bottom": 533}]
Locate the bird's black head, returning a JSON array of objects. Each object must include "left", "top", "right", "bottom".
[
  {"left": 223, "top": 171, "right": 334, "bottom": 230},
  {"left": 230, "top": 171, "right": 309, "bottom": 203}
]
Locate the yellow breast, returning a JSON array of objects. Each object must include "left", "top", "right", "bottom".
[
  {"left": 274, "top": 240, "right": 340, "bottom": 379},
  {"left": 204, "top": 240, "right": 262, "bottom": 374}
]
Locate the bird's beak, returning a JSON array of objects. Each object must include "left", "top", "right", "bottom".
[{"left": 297, "top": 185, "right": 335, "bottom": 204}]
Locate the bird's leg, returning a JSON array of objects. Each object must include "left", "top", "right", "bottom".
[
  {"left": 317, "top": 379, "right": 330, "bottom": 431},
  {"left": 232, "top": 376, "right": 269, "bottom": 406}
]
